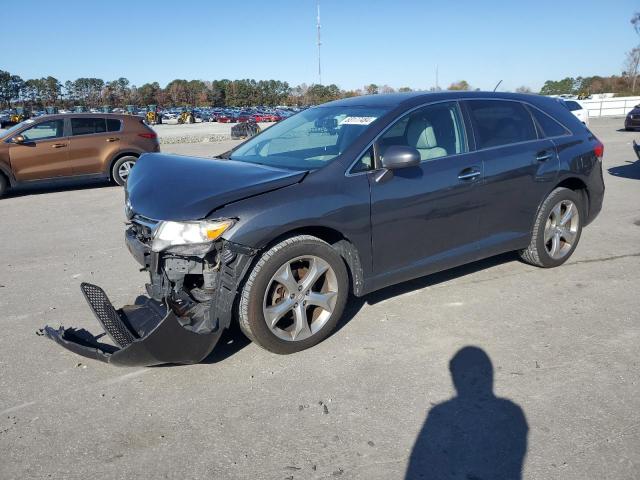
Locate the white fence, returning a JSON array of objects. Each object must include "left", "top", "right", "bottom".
[{"left": 579, "top": 96, "right": 640, "bottom": 118}]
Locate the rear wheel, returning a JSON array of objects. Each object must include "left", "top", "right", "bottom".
[
  {"left": 239, "top": 235, "right": 349, "bottom": 354},
  {"left": 519, "top": 187, "right": 583, "bottom": 268},
  {"left": 111, "top": 155, "right": 138, "bottom": 186}
]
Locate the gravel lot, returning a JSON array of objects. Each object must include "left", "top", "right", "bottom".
[{"left": 0, "top": 117, "right": 638, "bottom": 479}]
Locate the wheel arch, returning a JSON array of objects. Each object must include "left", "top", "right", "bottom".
[
  {"left": 108, "top": 151, "right": 141, "bottom": 180},
  {"left": 553, "top": 177, "right": 590, "bottom": 220},
  {"left": 254, "top": 226, "right": 365, "bottom": 297},
  {"left": 530, "top": 176, "right": 590, "bottom": 236}
]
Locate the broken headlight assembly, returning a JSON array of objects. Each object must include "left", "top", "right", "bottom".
[{"left": 151, "top": 219, "right": 235, "bottom": 252}]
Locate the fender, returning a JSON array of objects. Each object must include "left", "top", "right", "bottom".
[
  {"left": 0, "top": 160, "right": 16, "bottom": 186},
  {"left": 105, "top": 148, "right": 146, "bottom": 175}
]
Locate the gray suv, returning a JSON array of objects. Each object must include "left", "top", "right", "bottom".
[{"left": 43, "top": 91, "right": 605, "bottom": 366}]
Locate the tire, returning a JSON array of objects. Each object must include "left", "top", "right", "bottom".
[
  {"left": 0, "top": 174, "right": 8, "bottom": 198},
  {"left": 519, "top": 187, "right": 583, "bottom": 268},
  {"left": 239, "top": 235, "right": 349, "bottom": 354},
  {"left": 111, "top": 155, "right": 138, "bottom": 186}
]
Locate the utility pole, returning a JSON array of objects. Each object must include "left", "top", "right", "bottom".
[
  {"left": 435, "top": 65, "right": 439, "bottom": 91},
  {"left": 317, "top": 0, "right": 322, "bottom": 85}
]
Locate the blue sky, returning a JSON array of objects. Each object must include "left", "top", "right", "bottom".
[{"left": 3, "top": 0, "right": 638, "bottom": 92}]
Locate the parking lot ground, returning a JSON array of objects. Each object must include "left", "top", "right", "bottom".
[{"left": 0, "top": 117, "right": 638, "bottom": 479}]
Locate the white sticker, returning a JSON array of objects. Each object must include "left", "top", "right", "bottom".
[
  {"left": 23, "top": 119, "right": 35, "bottom": 124},
  {"left": 339, "top": 116, "right": 377, "bottom": 126}
]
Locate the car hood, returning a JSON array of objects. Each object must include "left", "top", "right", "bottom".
[{"left": 126, "top": 153, "right": 307, "bottom": 221}]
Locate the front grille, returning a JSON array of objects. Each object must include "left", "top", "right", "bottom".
[{"left": 80, "top": 283, "right": 137, "bottom": 347}]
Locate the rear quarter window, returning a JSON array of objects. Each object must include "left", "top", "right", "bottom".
[
  {"left": 529, "top": 107, "right": 570, "bottom": 138},
  {"left": 466, "top": 100, "right": 537, "bottom": 149},
  {"left": 106, "top": 119, "right": 122, "bottom": 132},
  {"left": 563, "top": 101, "right": 582, "bottom": 112}
]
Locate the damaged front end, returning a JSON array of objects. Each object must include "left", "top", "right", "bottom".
[{"left": 42, "top": 217, "right": 256, "bottom": 367}]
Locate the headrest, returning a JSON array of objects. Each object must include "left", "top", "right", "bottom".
[{"left": 406, "top": 117, "right": 438, "bottom": 149}]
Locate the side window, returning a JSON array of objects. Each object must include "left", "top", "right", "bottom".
[
  {"left": 563, "top": 101, "right": 582, "bottom": 112},
  {"left": 377, "top": 102, "right": 466, "bottom": 162},
  {"left": 71, "top": 117, "right": 107, "bottom": 136},
  {"left": 19, "top": 120, "right": 64, "bottom": 141},
  {"left": 351, "top": 146, "right": 374, "bottom": 173},
  {"left": 106, "top": 119, "right": 122, "bottom": 132},
  {"left": 529, "top": 107, "right": 570, "bottom": 138},
  {"left": 467, "top": 100, "right": 537, "bottom": 149}
]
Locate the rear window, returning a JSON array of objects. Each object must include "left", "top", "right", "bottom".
[
  {"left": 563, "top": 101, "right": 582, "bottom": 112},
  {"left": 467, "top": 100, "right": 537, "bottom": 149},
  {"left": 106, "top": 119, "right": 121, "bottom": 132},
  {"left": 529, "top": 107, "right": 570, "bottom": 138},
  {"left": 71, "top": 117, "right": 106, "bottom": 136}
]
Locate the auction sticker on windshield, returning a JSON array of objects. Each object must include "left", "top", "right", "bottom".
[{"left": 339, "top": 116, "right": 377, "bottom": 125}]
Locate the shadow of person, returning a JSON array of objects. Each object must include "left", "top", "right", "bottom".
[{"left": 406, "top": 346, "right": 528, "bottom": 480}]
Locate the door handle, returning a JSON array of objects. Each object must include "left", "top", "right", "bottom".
[
  {"left": 52, "top": 143, "right": 67, "bottom": 148},
  {"left": 106, "top": 137, "right": 120, "bottom": 142},
  {"left": 536, "top": 151, "right": 553, "bottom": 162},
  {"left": 458, "top": 168, "right": 481, "bottom": 181}
]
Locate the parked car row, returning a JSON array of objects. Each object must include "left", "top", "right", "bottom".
[{"left": 161, "top": 107, "right": 301, "bottom": 124}]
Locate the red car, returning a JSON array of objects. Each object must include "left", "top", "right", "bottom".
[
  {"left": 216, "top": 113, "right": 237, "bottom": 123},
  {"left": 262, "top": 113, "right": 283, "bottom": 122},
  {"left": 238, "top": 112, "right": 263, "bottom": 123}
]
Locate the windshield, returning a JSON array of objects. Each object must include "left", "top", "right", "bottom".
[
  {"left": 230, "top": 105, "right": 389, "bottom": 169},
  {"left": 1, "top": 119, "right": 35, "bottom": 138}
]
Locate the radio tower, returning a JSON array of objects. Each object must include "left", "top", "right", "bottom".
[{"left": 316, "top": 0, "right": 322, "bottom": 85}]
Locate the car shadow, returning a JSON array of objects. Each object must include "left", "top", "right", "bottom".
[
  {"left": 200, "top": 322, "right": 252, "bottom": 364},
  {"left": 405, "top": 346, "right": 528, "bottom": 479},
  {"left": 608, "top": 158, "right": 640, "bottom": 180},
  {"left": 3, "top": 178, "right": 116, "bottom": 198},
  {"left": 335, "top": 252, "right": 518, "bottom": 335},
  {"left": 195, "top": 253, "right": 517, "bottom": 366}
]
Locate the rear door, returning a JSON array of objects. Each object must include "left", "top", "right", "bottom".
[
  {"left": 8, "top": 118, "right": 70, "bottom": 181},
  {"left": 67, "top": 116, "right": 121, "bottom": 175},
  {"left": 368, "top": 101, "right": 485, "bottom": 285},
  {"left": 462, "top": 99, "right": 558, "bottom": 255}
]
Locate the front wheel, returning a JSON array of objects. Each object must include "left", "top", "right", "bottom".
[
  {"left": 239, "top": 235, "right": 349, "bottom": 354},
  {"left": 0, "top": 174, "right": 8, "bottom": 198},
  {"left": 519, "top": 187, "right": 583, "bottom": 268},
  {"left": 111, "top": 156, "right": 137, "bottom": 186}
]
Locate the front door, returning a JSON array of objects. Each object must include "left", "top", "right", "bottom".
[
  {"left": 369, "top": 101, "right": 484, "bottom": 288},
  {"left": 8, "top": 118, "right": 70, "bottom": 181}
]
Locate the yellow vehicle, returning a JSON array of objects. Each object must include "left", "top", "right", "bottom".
[
  {"left": 9, "top": 107, "right": 29, "bottom": 124},
  {"left": 145, "top": 105, "right": 162, "bottom": 125},
  {"left": 177, "top": 108, "right": 195, "bottom": 124}
]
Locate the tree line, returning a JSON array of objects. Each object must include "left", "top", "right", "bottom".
[
  {"left": 541, "top": 12, "right": 640, "bottom": 97},
  {"left": 0, "top": 71, "right": 427, "bottom": 109}
]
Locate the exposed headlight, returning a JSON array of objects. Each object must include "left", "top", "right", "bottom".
[{"left": 151, "top": 219, "right": 235, "bottom": 252}]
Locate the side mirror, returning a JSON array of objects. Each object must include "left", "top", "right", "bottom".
[
  {"left": 12, "top": 135, "right": 25, "bottom": 144},
  {"left": 380, "top": 145, "right": 421, "bottom": 170}
]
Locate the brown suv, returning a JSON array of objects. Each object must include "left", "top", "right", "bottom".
[{"left": 0, "top": 113, "right": 160, "bottom": 196}]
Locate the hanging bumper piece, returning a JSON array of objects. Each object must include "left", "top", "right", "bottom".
[{"left": 41, "top": 283, "right": 223, "bottom": 367}]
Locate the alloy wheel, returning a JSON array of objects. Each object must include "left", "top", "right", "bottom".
[
  {"left": 262, "top": 255, "right": 338, "bottom": 342},
  {"left": 118, "top": 160, "right": 135, "bottom": 181},
  {"left": 544, "top": 199, "right": 580, "bottom": 260}
]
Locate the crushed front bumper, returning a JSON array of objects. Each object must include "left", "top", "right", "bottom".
[
  {"left": 42, "top": 283, "right": 223, "bottom": 366},
  {"left": 42, "top": 232, "right": 257, "bottom": 367}
]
